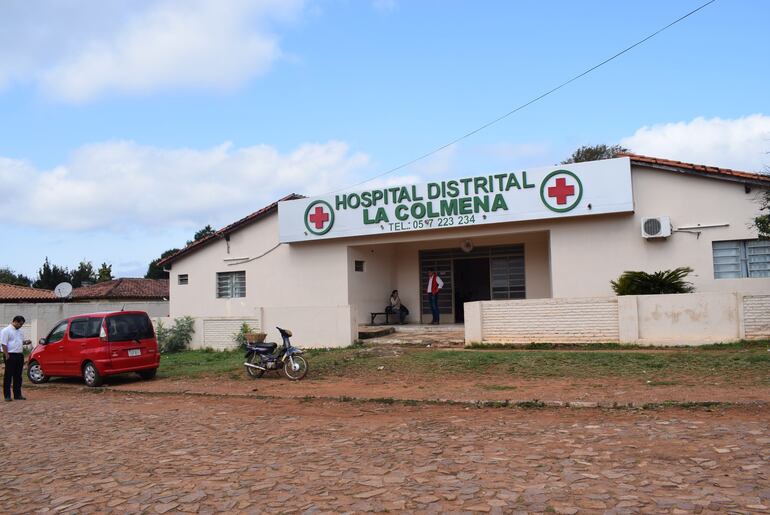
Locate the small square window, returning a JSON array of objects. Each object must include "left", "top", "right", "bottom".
[
  {"left": 217, "top": 271, "right": 246, "bottom": 298},
  {"left": 178, "top": 274, "right": 189, "bottom": 285},
  {"left": 354, "top": 260, "right": 365, "bottom": 272}
]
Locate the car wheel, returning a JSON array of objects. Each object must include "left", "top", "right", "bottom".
[
  {"left": 82, "top": 362, "right": 103, "bottom": 387},
  {"left": 137, "top": 368, "right": 157, "bottom": 380},
  {"left": 27, "top": 361, "right": 50, "bottom": 384}
]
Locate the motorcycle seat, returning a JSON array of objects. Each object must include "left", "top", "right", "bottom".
[{"left": 249, "top": 342, "right": 277, "bottom": 353}]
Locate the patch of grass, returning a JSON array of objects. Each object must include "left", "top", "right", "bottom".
[
  {"left": 478, "top": 384, "right": 517, "bottom": 391},
  {"left": 409, "top": 347, "right": 770, "bottom": 380},
  {"left": 157, "top": 339, "right": 770, "bottom": 385}
]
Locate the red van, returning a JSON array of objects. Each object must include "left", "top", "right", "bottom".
[{"left": 27, "top": 311, "right": 160, "bottom": 387}]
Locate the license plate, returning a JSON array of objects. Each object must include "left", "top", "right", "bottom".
[{"left": 128, "top": 349, "right": 141, "bottom": 357}]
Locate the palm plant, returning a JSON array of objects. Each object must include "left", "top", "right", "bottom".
[{"left": 611, "top": 267, "right": 695, "bottom": 295}]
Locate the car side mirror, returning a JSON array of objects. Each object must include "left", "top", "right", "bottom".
[{"left": 38, "top": 338, "right": 46, "bottom": 346}]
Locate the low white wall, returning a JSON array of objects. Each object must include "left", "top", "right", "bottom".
[
  {"left": 743, "top": 294, "right": 770, "bottom": 339},
  {"left": 183, "top": 305, "right": 355, "bottom": 350},
  {"left": 633, "top": 293, "right": 740, "bottom": 345},
  {"left": 466, "top": 292, "right": 770, "bottom": 346},
  {"left": 0, "top": 301, "right": 169, "bottom": 344},
  {"left": 470, "top": 297, "right": 619, "bottom": 344}
]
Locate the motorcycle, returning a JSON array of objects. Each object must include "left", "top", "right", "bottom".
[{"left": 243, "top": 327, "right": 308, "bottom": 381}]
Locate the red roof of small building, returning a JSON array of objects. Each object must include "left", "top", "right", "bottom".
[
  {"left": 0, "top": 283, "right": 57, "bottom": 302},
  {"left": 623, "top": 153, "right": 770, "bottom": 186},
  {"left": 159, "top": 193, "right": 304, "bottom": 267},
  {"left": 71, "top": 278, "right": 169, "bottom": 300}
]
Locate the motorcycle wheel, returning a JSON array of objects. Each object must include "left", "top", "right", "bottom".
[
  {"left": 245, "top": 353, "right": 265, "bottom": 378},
  {"left": 283, "top": 355, "right": 308, "bottom": 381}
]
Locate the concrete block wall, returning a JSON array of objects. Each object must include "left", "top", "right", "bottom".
[
  {"left": 466, "top": 292, "right": 770, "bottom": 346},
  {"left": 743, "top": 294, "right": 770, "bottom": 339},
  {"left": 470, "top": 297, "right": 619, "bottom": 344}
]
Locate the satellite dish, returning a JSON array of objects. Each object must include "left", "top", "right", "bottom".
[{"left": 54, "top": 282, "right": 73, "bottom": 299}]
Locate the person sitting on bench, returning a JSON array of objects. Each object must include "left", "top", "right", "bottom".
[{"left": 385, "top": 289, "right": 409, "bottom": 324}]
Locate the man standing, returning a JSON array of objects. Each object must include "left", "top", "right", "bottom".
[
  {"left": 2, "top": 315, "right": 30, "bottom": 401},
  {"left": 426, "top": 270, "right": 444, "bottom": 325}
]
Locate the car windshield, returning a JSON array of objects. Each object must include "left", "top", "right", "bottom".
[{"left": 106, "top": 314, "right": 154, "bottom": 342}]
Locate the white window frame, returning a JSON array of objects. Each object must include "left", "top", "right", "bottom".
[
  {"left": 713, "top": 239, "right": 770, "bottom": 279},
  {"left": 216, "top": 271, "right": 246, "bottom": 298}
]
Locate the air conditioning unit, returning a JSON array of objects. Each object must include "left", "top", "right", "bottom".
[{"left": 641, "top": 216, "right": 672, "bottom": 239}]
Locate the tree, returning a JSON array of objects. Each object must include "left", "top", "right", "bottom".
[
  {"left": 70, "top": 260, "right": 97, "bottom": 287},
  {"left": 33, "top": 258, "right": 71, "bottom": 290},
  {"left": 0, "top": 267, "right": 33, "bottom": 287},
  {"left": 611, "top": 267, "right": 695, "bottom": 296},
  {"left": 145, "top": 249, "right": 180, "bottom": 279},
  {"left": 97, "top": 262, "right": 113, "bottom": 282},
  {"left": 186, "top": 224, "right": 216, "bottom": 246},
  {"left": 561, "top": 144, "right": 629, "bottom": 164},
  {"left": 755, "top": 181, "right": 770, "bottom": 238}
]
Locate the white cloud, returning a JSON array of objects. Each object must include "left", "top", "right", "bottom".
[
  {"left": 0, "top": 0, "right": 304, "bottom": 102},
  {"left": 620, "top": 114, "right": 770, "bottom": 173},
  {"left": 1, "top": 140, "right": 369, "bottom": 231}
]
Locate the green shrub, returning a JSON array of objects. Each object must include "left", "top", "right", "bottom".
[
  {"left": 157, "top": 316, "right": 195, "bottom": 353},
  {"left": 611, "top": 267, "right": 694, "bottom": 295},
  {"left": 233, "top": 322, "right": 252, "bottom": 350}
]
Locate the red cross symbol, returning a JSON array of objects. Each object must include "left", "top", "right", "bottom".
[
  {"left": 548, "top": 177, "right": 575, "bottom": 205},
  {"left": 308, "top": 205, "right": 330, "bottom": 229}
]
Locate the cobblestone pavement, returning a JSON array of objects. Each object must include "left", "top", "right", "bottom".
[{"left": 2, "top": 389, "right": 769, "bottom": 514}]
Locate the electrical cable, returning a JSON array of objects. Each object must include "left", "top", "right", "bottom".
[{"left": 327, "top": 0, "right": 717, "bottom": 194}]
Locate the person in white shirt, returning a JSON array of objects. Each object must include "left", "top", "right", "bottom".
[
  {"left": 426, "top": 271, "right": 444, "bottom": 325},
  {"left": 2, "top": 315, "right": 30, "bottom": 401}
]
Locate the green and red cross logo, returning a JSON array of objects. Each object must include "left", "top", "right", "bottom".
[
  {"left": 304, "top": 200, "right": 335, "bottom": 235},
  {"left": 540, "top": 170, "right": 583, "bottom": 213}
]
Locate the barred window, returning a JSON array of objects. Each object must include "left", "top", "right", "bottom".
[
  {"left": 713, "top": 240, "right": 770, "bottom": 279},
  {"left": 217, "top": 271, "right": 246, "bottom": 298},
  {"left": 178, "top": 274, "right": 188, "bottom": 285}
]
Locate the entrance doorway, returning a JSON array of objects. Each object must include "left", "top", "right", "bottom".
[
  {"left": 453, "top": 258, "right": 490, "bottom": 322},
  {"left": 419, "top": 244, "right": 525, "bottom": 324}
]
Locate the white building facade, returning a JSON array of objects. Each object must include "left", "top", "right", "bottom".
[{"left": 161, "top": 155, "right": 770, "bottom": 348}]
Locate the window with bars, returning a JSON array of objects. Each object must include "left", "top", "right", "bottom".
[
  {"left": 216, "top": 271, "right": 246, "bottom": 298},
  {"left": 178, "top": 274, "right": 188, "bottom": 285},
  {"left": 491, "top": 255, "right": 525, "bottom": 299},
  {"left": 712, "top": 240, "right": 770, "bottom": 279}
]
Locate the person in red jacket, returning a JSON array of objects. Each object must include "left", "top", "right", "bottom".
[{"left": 426, "top": 270, "right": 444, "bottom": 325}]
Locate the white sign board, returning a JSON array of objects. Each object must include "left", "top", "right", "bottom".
[{"left": 279, "top": 157, "right": 633, "bottom": 242}]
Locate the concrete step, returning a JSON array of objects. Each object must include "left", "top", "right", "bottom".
[{"left": 358, "top": 326, "right": 396, "bottom": 340}]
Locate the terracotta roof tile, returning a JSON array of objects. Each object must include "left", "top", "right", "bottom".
[
  {"left": 0, "top": 283, "right": 56, "bottom": 302},
  {"left": 621, "top": 153, "right": 770, "bottom": 186},
  {"left": 159, "top": 193, "right": 304, "bottom": 267},
  {"left": 71, "top": 279, "right": 169, "bottom": 300}
]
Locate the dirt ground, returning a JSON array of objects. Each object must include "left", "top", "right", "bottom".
[
  {"left": 72, "top": 368, "right": 770, "bottom": 407},
  {"left": 2, "top": 388, "right": 769, "bottom": 514}
]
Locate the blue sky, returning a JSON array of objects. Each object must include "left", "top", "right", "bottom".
[{"left": 2, "top": 0, "right": 769, "bottom": 280}]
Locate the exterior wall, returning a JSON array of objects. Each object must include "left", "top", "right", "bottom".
[
  {"left": 743, "top": 294, "right": 770, "bottom": 339},
  {"left": 348, "top": 245, "right": 396, "bottom": 322},
  {"left": 167, "top": 213, "right": 355, "bottom": 348},
  {"left": 634, "top": 293, "right": 740, "bottom": 344},
  {"left": 466, "top": 292, "right": 769, "bottom": 346},
  {"left": 0, "top": 301, "right": 169, "bottom": 345},
  {"left": 471, "top": 297, "right": 619, "bottom": 344},
  {"left": 549, "top": 166, "right": 770, "bottom": 298}
]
